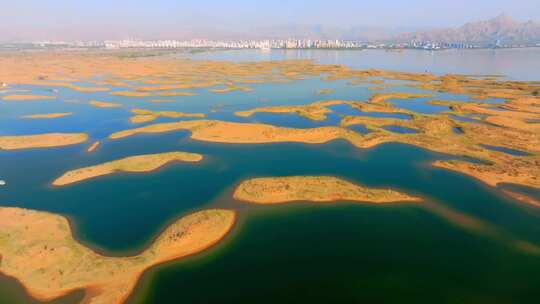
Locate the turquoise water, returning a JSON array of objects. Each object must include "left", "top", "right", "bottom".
[{"left": 1, "top": 49, "right": 540, "bottom": 303}]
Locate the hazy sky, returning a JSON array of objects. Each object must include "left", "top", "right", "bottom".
[{"left": 2, "top": 0, "right": 539, "bottom": 40}]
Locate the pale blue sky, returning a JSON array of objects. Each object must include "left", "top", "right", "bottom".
[{"left": 2, "top": 0, "right": 539, "bottom": 40}]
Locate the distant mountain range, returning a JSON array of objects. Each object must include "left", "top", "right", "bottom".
[
  {"left": 244, "top": 14, "right": 540, "bottom": 46},
  {"left": 396, "top": 14, "right": 540, "bottom": 45},
  {"left": 248, "top": 24, "right": 404, "bottom": 41}
]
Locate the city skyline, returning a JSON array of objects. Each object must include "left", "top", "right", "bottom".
[{"left": 2, "top": 0, "right": 540, "bottom": 41}]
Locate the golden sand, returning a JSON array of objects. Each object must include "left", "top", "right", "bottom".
[
  {"left": 86, "top": 141, "right": 100, "bottom": 153},
  {"left": 129, "top": 109, "right": 206, "bottom": 124},
  {"left": 53, "top": 151, "right": 203, "bottom": 186},
  {"left": 89, "top": 100, "right": 122, "bottom": 108},
  {"left": 21, "top": 112, "right": 72, "bottom": 119},
  {"left": 234, "top": 176, "right": 421, "bottom": 204},
  {"left": 369, "top": 92, "right": 432, "bottom": 104},
  {"left": 109, "top": 119, "right": 363, "bottom": 146},
  {"left": 0, "top": 207, "right": 235, "bottom": 304},
  {"left": 209, "top": 86, "right": 252, "bottom": 94},
  {"left": 111, "top": 91, "right": 195, "bottom": 97},
  {"left": 0, "top": 51, "right": 538, "bottom": 191},
  {"left": 235, "top": 100, "right": 348, "bottom": 121},
  {"left": 0, "top": 133, "right": 88, "bottom": 150},
  {"left": 2, "top": 94, "right": 56, "bottom": 101}
]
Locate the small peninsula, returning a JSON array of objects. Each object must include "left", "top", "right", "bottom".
[
  {"left": 53, "top": 151, "right": 203, "bottom": 186},
  {"left": 0, "top": 207, "right": 236, "bottom": 304},
  {"left": 129, "top": 109, "right": 206, "bottom": 124}
]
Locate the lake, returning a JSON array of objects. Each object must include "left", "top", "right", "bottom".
[{"left": 1, "top": 48, "right": 539, "bottom": 304}]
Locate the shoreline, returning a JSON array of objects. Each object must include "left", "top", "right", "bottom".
[
  {"left": 0, "top": 207, "right": 237, "bottom": 304},
  {"left": 53, "top": 151, "right": 204, "bottom": 186},
  {"left": 233, "top": 176, "right": 422, "bottom": 205}
]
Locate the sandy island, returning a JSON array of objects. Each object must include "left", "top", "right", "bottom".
[
  {"left": 209, "top": 85, "right": 252, "bottom": 94},
  {"left": 233, "top": 176, "right": 421, "bottom": 204},
  {"left": 129, "top": 109, "right": 206, "bottom": 124},
  {"left": 0, "top": 207, "right": 235, "bottom": 304},
  {"left": 89, "top": 100, "right": 122, "bottom": 108},
  {"left": 21, "top": 112, "right": 73, "bottom": 119},
  {"left": 109, "top": 119, "right": 368, "bottom": 147},
  {"left": 111, "top": 91, "right": 196, "bottom": 97},
  {"left": 2, "top": 94, "right": 56, "bottom": 101},
  {"left": 53, "top": 151, "right": 203, "bottom": 186},
  {"left": 235, "top": 100, "right": 347, "bottom": 121},
  {"left": 0, "top": 133, "right": 88, "bottom": 150}
]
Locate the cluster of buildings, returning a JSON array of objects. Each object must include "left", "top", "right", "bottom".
[
  {"left": 100, "top": 39, "right": 370, "bottom": 49},
  {"left": 8, "top": 39, "right": 539, "bottom": 51},
  {"left": 408, "top": 40, "right": 477, "bottom": 50}
]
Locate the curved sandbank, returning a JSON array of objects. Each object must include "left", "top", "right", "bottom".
[
  {"left": 109, "top": 119, "right": 366, "bottom": 146},
  {"left": 2, "top": 94, "right": 56, "bottom": 101},
  {"left": 235, "top": 100, "right": 349, "bottom": 121},
  {"left": 209, "top": 86, "right": 252, "bottom": 94},
  {"left": 0, "top": 133, "right": 88, "bottom": 150},
  {"left": 31, "top": 82, "right": 110, "bottom": 93},
  {"left": 369, "top": 92, "right": 432, "bottom": 104},
  {"left": 111, "top": 91, "right": 196, "bottom": 97},
  {"left": 233, "top": 176, "right": 421, "bottom": 204},
  {"left": 0, "top": 207, "right": 236, "bottom": 304},
  {"left": 234, "top": 99, "right": 414, "bottom": 122},
  {"left": 89, "top": 100, "right": 122, "bottom": 108},
  {"left": 129, "top": 109, "right": 206, "bottom": 124},
  {"left": 53, "top": 151, "right": 203, "bottom": 186},
  {"left": 21, "top": 112, "right": 73, "bottom": 119}
]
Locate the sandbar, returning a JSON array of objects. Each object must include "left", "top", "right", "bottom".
[
  {"left": 86, "top": 141, "right": 100, "bottom": 153},
  {"left": 0, "top": 207, "right": 235, "bottom": 304},
  {"left": 233, "top": 176, "right": 421, "bottom": 204},
  {"left": 235, "top": 100, "right": 348, "bottom": 121},
  {"left": 129, "top": 109, "right": 206, "bottom": 124},
  {"left": 209, "top": 86, "right": 252, "bottom": 94},
  {"left": 369, "top": 92, "right": 432, "bottom": 104},
  {"left": 111, "top": 91, "right": 195, "bottom": 97},
  {"left": 53, "top": 151, "right": 203, "bottom": 186},
  {"left": 2, "top": 94, "right": 56, "bottom": 101},
  {"left": 89, "top": 100, "right": 122, "bottom": 108},
  {"left": 109, "top": 119, "right": 364, "bottom": 146},
  {"left": 0, "top": 133, "right": 88, "bottom": 150},
  {"left": 21, "top": 112, "right": 73, "bottom": 119}
]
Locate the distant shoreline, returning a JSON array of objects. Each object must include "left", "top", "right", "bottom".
[{"left": 2, "top": 46, "right": 540, "bottom": 54}]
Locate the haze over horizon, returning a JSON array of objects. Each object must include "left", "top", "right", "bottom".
[{"left": 2, "top": 0, "right": 540, "bottom": 41}]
